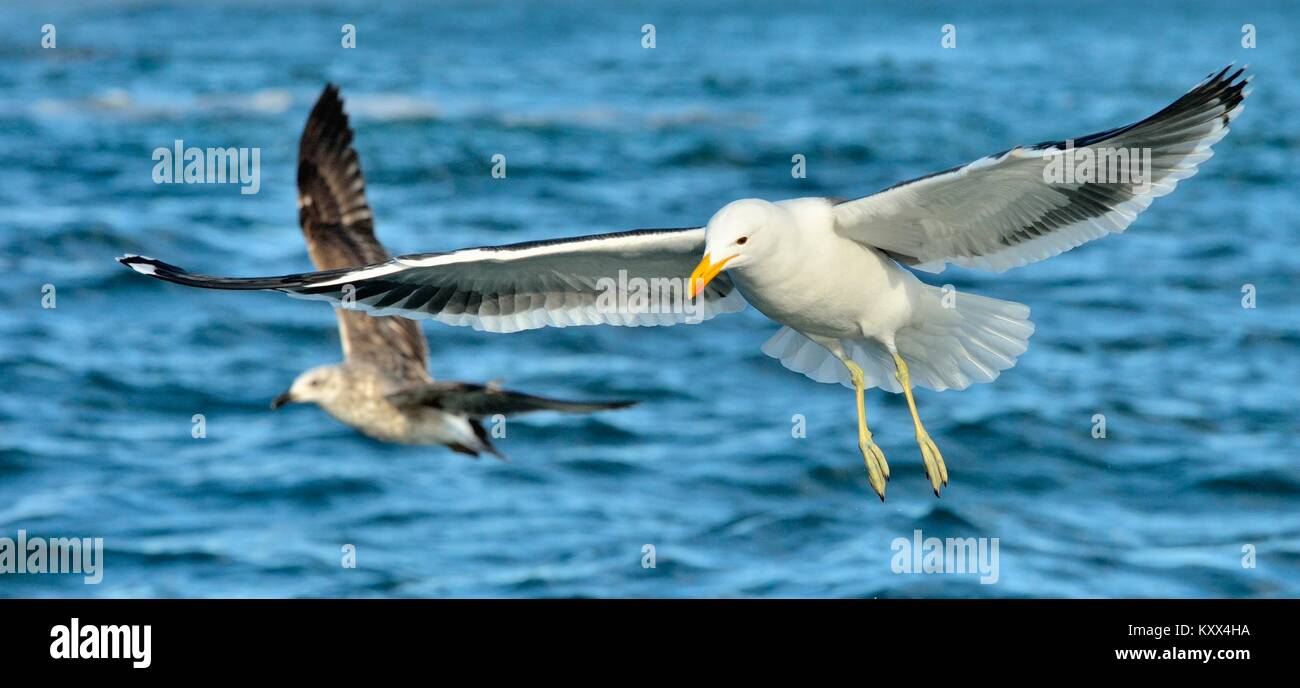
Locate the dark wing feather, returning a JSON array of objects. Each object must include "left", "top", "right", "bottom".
[
  {"left": 386, "top": 382, "right": 636, "bottom": 419},
  {"left": 298, "top": 84, "right": 430, "bottom": 380}
]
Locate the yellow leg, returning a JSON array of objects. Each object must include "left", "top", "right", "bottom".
[
  {"left": 891, "top": 352, "right": 948, "bottom": 496},
  {"left": 845, "top": 361, "right": 890, "bottom": 501}
]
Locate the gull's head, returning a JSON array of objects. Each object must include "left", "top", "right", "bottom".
[
  {"left": 272, "top": 365, "right": 347, "bottom": 410},
  {"left": 690, "top": 198, "right": 778, "bottom": 297}
]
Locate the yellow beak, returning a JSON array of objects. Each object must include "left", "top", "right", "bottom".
[{"left": 688, "top": 253, "right": 735, "bottom": 298}]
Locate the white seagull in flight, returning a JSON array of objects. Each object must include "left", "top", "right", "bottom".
[{"left": 120, "top": 66, "right": 1249, "bottom": 499}]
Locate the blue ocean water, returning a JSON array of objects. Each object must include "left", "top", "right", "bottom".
[{"left": 1, "top": 0, "right": 1297, "bottom": 598}]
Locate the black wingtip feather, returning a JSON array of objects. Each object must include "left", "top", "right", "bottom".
[
  {"left": 1026, "top": 63, "right": 1250, "bottom": 151},
  {"left": 118, "top": 254, "right": 182, "bottom": 275},
  {"left": 116, "top": 253, "right": 352, "bottom": 291}
]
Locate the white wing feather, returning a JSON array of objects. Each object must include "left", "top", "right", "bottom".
[
  {"left": 119, "top": 228, "right": 747, "bottom": 333},
  {"left": 833, "top": 66, "right": 1250, "bottom": 273}
]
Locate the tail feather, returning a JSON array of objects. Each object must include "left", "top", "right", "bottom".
[
  {"left": 468, "top": 418, "right": 505, "bottom": 460},
  {"left": 896, "top": 288, "right": 1033, "bottom": 391},
  {"left": 443, "top": 417, "right": 505, "bottom": 460},
  {"left": 761, "top": 286, "right": 1034, "bottom": 392}
]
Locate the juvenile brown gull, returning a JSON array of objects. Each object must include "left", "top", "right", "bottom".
[{"left": 132, "top": 85, "right": 634, "bottom": 456}]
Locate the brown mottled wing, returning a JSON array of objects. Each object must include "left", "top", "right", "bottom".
[{"left": 298, "top": 84, "right": 430, "bottom": 381}]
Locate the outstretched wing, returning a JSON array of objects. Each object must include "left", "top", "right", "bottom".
[
  {"left": 118, "top": 226, "right": 747, "bottom": 333},
  {"left": 386, "top": 382, "right": 636, "bottom": 418},
  {"left": 298, "top": 84, "right": 429, "bottom": 379},
  {"left": 832, "top": 66, "right": 1250, "bottom": 273}
]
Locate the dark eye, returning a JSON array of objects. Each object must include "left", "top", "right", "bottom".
[
  {"left": 310, "top": 380, "right": 322, "bottom": 387},
  {"left": 736, "top": 237, "right": 748, "bottom": 245}
]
